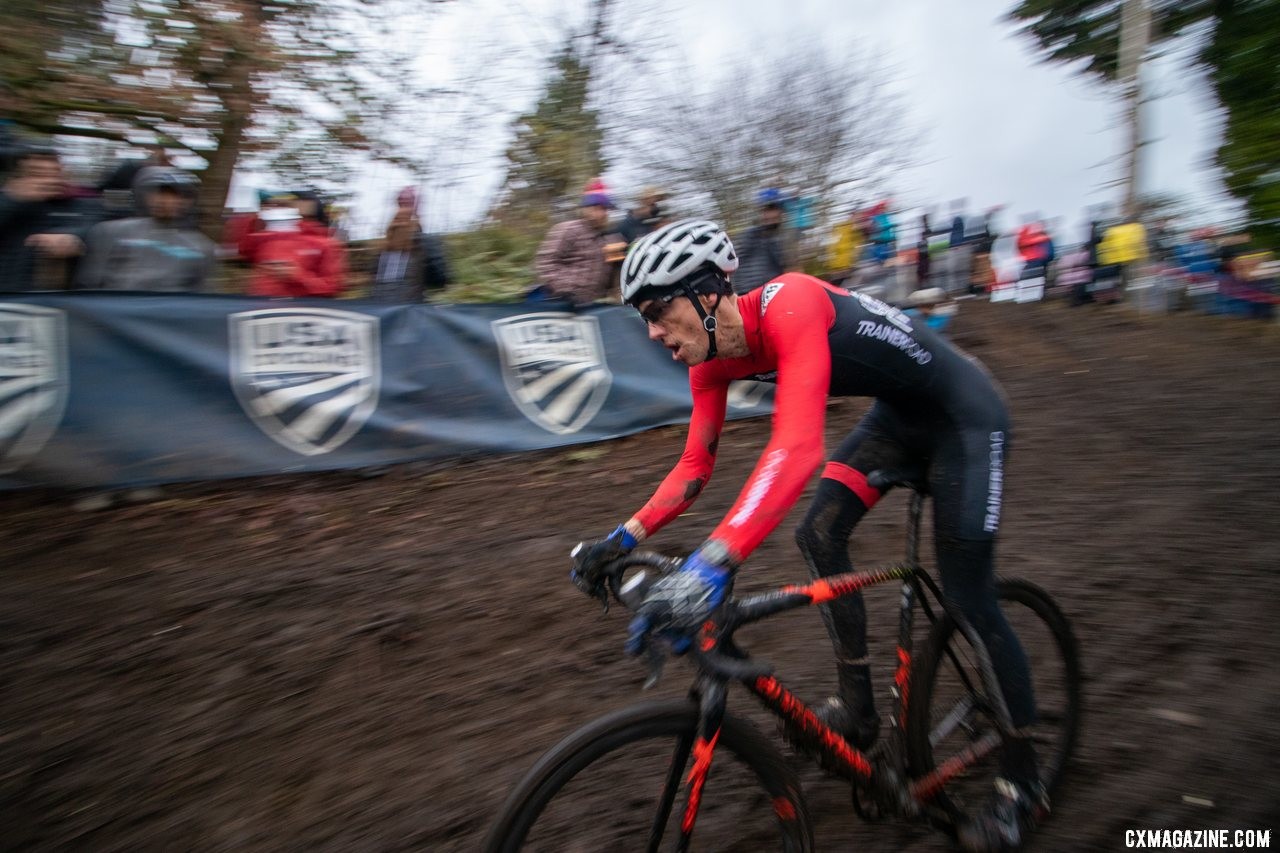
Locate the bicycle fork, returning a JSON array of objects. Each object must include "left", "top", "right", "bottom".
[{"left": 653, "top": 679, "right": 727, "bottom": 853}]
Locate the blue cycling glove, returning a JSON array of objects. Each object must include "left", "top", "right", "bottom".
[{"left": 626, "top": 543, "right": 733, "bottom": 656}]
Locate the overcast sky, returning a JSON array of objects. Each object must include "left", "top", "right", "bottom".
[
  {"left": 669, "top": 0, "right": 1232, "bottom": 242},
  {"left": 274, "top": 0, "right": 1235, "bottom": 244}
]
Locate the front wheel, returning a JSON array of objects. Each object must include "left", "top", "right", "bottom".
[
  {"left": 906, "top": 578, "right": 1082, "bottom": 830},
  {"left": 484, "top": 699, "right": 813, "bottom": 853}
]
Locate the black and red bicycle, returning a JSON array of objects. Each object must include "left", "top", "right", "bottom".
[{"left": 485, "top": 470, "right": 1082, "bottom": 852}]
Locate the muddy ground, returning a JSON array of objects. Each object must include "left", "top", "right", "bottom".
[{"left": 2, "top": 298, "right": 1278, "bottom": 852}]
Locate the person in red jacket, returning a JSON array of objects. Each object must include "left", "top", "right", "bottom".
[
  {"left": 1015, "top": 217, "right": 1052, "bottom": 281},
  {"left": 235, "top": 199, "right": 347, "bottom": 297}
]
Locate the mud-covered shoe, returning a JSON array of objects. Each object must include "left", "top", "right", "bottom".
[
  {"left": 814, "top": 696, "right": 880, "bottom": 753},
  {"left": 957, "top": 776, "right": 1049, "bottom": 852}
]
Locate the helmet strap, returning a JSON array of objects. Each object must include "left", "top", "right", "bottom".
[{"left": 682, "top": 283, "right": 721, "bottom": 360}]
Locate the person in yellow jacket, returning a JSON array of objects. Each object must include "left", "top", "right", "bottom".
[
  {"left": 1097, "top": 219, "right": 1148, "bottom": 299},
  {"left": 825, "top": 210, "right": 865, "bottom": 287}
]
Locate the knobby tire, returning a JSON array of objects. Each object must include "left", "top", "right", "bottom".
[
  {"left": 906, "top": 577, "right": 1082, "bottom": 828},
  {"left": 484, "top": 698, "right": 814, "bottom": 853}
]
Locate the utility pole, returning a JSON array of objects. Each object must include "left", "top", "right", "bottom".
[{"left": 1117, "top": 0, "right": 1152, "bottom": 221}]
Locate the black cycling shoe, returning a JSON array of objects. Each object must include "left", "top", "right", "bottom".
[
  {"left": 957, "top": 776, "right": 1050, "bottom": 852},
  {"left": 815, "top": 696, "right": 881, "bottom": 753}
]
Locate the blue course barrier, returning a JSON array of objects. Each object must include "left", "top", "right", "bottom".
[{"left": 0, "top": 293, "right": 773, "bottom": 490}]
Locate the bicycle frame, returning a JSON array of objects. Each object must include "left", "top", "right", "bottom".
[{"left": 669, "top": 490, "right": 1007, "bottom": 844}]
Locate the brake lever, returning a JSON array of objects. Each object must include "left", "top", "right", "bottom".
[{"left": 642, "top": 644, "right": 666, "bottom": 690}]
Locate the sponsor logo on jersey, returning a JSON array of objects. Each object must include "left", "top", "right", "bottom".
[
  {"left": 855, "top": 292, "right": 914, "bottom": 332},
  {"left": 984, "top": 431, "right": 1005, "bottom": 533},
  {"left": 760, "top": 281, "right": 784, "bottom": 314},
  {"left": 229, "top": 307, "right": 380, "bottom": 456},
  {"left": 728, "top": 447, "right": 788, "bottom": 527},
  {"left": 0, "top": 304, "right": 68, "bottom": 474},
  {"left": 855, "top": 320, "right": 933, "bottom": 365},
  {"left": 492, "top": 312, "right": 612, "bottom": 435}
]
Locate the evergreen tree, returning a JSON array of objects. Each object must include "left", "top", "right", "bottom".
[
  {"left": 1006, "top": 1, "right": 1278, "bottom": 246},
  {"left": 1201, "top": 1, "right": 1279, "bottom": 248},
  {"left": 490, "top": 45, "right": 606, "bottom": 235}
]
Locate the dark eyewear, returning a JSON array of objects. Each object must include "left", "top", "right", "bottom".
[{"left": 637, "top": 291, "right": 682, "bottom": 326}]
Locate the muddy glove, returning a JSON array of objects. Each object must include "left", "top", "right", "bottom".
[
  {"left": 626, "top": 544, "right": 733, "bottom": 656},
  {"left": 570, "top": 524, "right": 637, "bottom": 602}
]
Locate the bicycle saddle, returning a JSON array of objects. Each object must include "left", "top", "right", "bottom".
[{"left": 867, "top": 467, "right": 929, "bottom": 494}]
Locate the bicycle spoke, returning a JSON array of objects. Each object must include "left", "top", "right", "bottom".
[{"left": 647, "top": 733, "right": 693, "bottom": 853}]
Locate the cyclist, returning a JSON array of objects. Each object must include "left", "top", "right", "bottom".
[{"left": 571, "top": 219, "right": 1045, "bottom": 852}]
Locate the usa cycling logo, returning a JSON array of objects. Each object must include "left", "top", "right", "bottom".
[
  {"left": 0, "top": 304, "right": 68, "bottom": 474},
  {"left": 229, "top": 307, "right": 380, "bottom": 456},
  {"left": 492, "top": 312, "right": 612, "bottom": 435},
  {"left": 727, "top": 380, "right": 773, "bottom": 410}
]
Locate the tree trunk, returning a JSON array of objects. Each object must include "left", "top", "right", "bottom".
[
  {"left": 194, "top": 6, "right": 264, "bottom": 242},
  {"left": 198, "top": 77, "right": 253, "bottom": 242},
  {"left": 1118, "top": 0, "right": 1151, "bottom": 221}
]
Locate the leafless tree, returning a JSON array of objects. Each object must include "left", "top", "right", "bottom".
[{"left": 621, "top": 42, "right": 920, "bottom": 232}]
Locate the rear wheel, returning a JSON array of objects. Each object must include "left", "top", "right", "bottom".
[
  {"left": 906, "top": 578, "right": 1082, "bottom": 830},
  {"left": 484, "top": 699, "right": 813, "bottom": 852}
]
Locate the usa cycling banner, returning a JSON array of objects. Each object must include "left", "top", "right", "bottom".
[{"left": 0, "top": 293, "right": 773, "bottom": 489}]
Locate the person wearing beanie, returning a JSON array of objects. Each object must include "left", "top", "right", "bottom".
[
  {"left": 532, "top": 178, "right": 616, "bottom": 306},
  {"left": 371, "top": 185, "right": 451, "bottom": 303}
]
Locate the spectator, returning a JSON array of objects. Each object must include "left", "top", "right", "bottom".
[
  {"left": 732, "top": 187, "right": 788, "bottom": 295},
  {"left": 371, "top": 186, "right": 451, "bottom": 303},
  {"left": 76, "top": 166, "right": 216, "bottom": 292},
  {"left": 0, "top": 144, "right": 99, "bottom": 290},
  {"left": 96, "top": 144, "right": 172, "bottom": 221},
  {"left": 868, "top": 200, "right": 897, "bottom": 264},
  {"left": 1060, "top": 243, "right": 1095, "bottom": 307},
  {"left": 1098, "top": 218, "right": 1147, "bottom": 299},
  {"left": 915, "top": 211, "right": 936, "bottom": 287},
  {"left": 1175, "top": 227, "right": 1220, "bottom": 276},
  {"left": 531, "top": 178, "right": 614, "bottom": 306},
  {"left": 237, "top": 195, "right": 347, "bottom": 298},
  {"left": 969, "top": 207, "right": 999, "bottom": 294},
  {"left": 945, "top": 199, "right": 972, "bottom": 295},
  {"left": 292, "top": 188, "right": 351, "bottom": 283},
  {"left": 617, "top": 186, "right": 669, "bottom": 245},
  {"left": 901, "top": 286, "right": 956, "bottom": 332},
  {"left": 1148, "top": 217, "right": 1177, "bottom": 264},
  {"left": 1216, "top": 232, "right": 1252, "bottom": 280},
  {"left": 824, "top": 208, "right": 865, "bottom": 288},
  {"left": 1015, "top": 216, "right": 1052, "bottom": 280}
]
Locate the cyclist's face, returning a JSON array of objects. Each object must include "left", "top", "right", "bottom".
[{"left": 638, "top": 295, "right": 709, "bottom": 365}]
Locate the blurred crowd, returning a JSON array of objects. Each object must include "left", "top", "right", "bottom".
[
  {"left": 3, "top": 126, "right": 1274, "bottom": 321},
  {"left": 0, "top": 127, "right": 451, "bottom": 301},
  {"left": 525, "top": 178, "right": 1276, "bottom": 325}
]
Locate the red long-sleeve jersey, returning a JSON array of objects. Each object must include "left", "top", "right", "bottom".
[{"left": 633, "top": 273, "right": 841, "bottom": 563}]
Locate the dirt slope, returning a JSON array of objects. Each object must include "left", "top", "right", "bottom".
[{"left": 2, "top": 299, "right": 1278, "bottom": 851}]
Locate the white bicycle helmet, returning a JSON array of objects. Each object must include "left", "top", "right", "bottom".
[{"left": 621, "top": 218, "right": 739, "bottom": 305}]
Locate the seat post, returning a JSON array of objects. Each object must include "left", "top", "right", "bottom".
[{"left": 905, "top": 490, "right": 925, "bottom": 569}]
